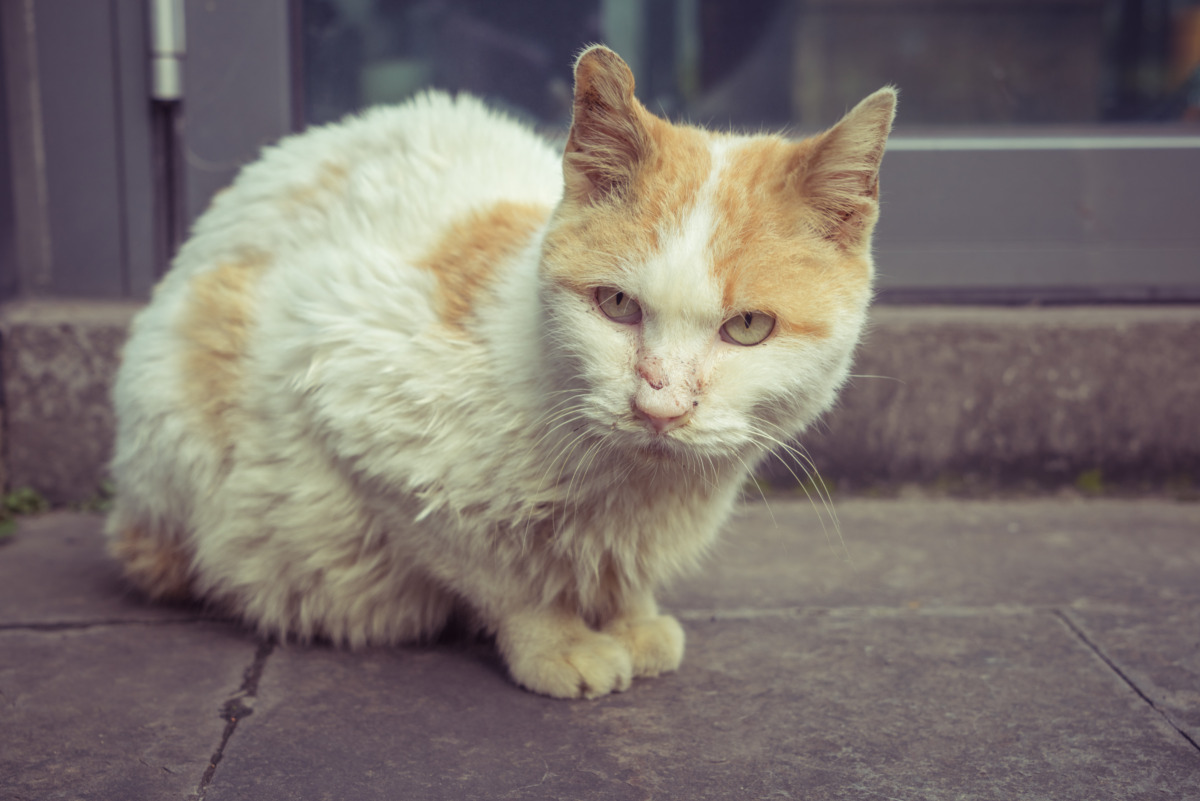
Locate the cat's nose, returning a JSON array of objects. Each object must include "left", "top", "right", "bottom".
[
  {"left": 636, "top": 408, "right": 691, "bottom": 434},
  {"left": 633, "top": 386, "right": 693, "bottom": 433}
]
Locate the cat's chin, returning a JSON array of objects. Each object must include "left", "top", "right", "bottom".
[
  {"left": 624, "top": 424, "right": 710, "bottom": 462},
  {"left": 636, "top": 436, "right": 676, "bottom": 459},
  {"left": 601, "top": 419, "right": 681, "bottom": 459}
]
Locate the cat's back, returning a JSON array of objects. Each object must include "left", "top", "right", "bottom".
[{"left": 173, "top": 92, "right": 562, "bottom": 282}]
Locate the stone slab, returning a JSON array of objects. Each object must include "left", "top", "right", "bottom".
[
  {"left": 666, "top": 498, "right": 1200, "bottom": 612},
  {"left": 207, "top": 614, "right": 1200, "bottom": 801},
  {"left": 0, "top": 512, "right": 206, "bottom": 626},
  {"left": 1066, "top": 607, "right": 1200, "bottom": 746},
  {"left": 0, "top": 623, "right": 261, "bottom": 801}
]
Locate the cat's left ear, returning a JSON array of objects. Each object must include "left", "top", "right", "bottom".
[
  {"left": 562, "top": 45, "right": 652, "bottom": 205},
  {"left": 797, "top": 87, "right": 897, "bottom": 249}
]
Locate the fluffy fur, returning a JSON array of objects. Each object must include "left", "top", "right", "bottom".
[{"left": 106, "top": 46, "right": 896, "bottom": 699}]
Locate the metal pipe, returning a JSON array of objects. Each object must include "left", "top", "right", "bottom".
[{"left": 148, "top": 0, "right": 185, "bottom": 102}]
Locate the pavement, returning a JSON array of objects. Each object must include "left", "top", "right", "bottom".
[{"left": 2, "top": 498, "right": 1198, "bottom": 801}]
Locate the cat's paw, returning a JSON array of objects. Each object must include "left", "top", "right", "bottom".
[
  {"left": 605, "top": 613, "right": 685, "bottom": 677},
  {"left": 501, "top": 621, "right": 633, "bottom": 699}
]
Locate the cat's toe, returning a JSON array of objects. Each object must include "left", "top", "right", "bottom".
[
  {"left": 605, "top": 613, "right": 685, "bottom": 677},
  {"left": 506, "top": 630, "right": 633, "bottom": 699}
]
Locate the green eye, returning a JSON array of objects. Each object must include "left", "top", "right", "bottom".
[
  {"left": 721, "top": 311, "right": 775, "bottom": 346},
  {"left": 596, "top": 287, "right": 642, "bottom": 324}
]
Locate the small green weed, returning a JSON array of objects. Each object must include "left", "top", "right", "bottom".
[
  {"left": 0, "top": 487, "right": 51, "bottom": 543},
  {"left": 4, "top": 487, "right": 49, "bottom": 515},
  {"left": 1075, "top": 469, "right": 1105, "bottom": 496}
]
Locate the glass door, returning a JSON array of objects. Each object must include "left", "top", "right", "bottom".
[{"left": 296, "top": 0, "right": 1200, "bottom": 303}]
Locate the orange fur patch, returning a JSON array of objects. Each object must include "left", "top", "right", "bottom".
[
  {"left": 179, "top": 253, "right": 269, "bottom": 445},
  {"left": 417, "top": 201, "right": 549, "bottom": 332},
  {"left": 708, "top": 138, "right": 873, "bottom": 339},
  {"left": 109, "top": 524, "right": 193, "bottom": 601},
  {"left": 544, "top": 112, "right": 712, "bottom": 292}
]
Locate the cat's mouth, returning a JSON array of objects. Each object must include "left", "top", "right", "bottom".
[
  {"left": 601, "top": 403, "right": 709, "bottom": 456},
  {"left": 627, "top": 415, "right": 694, "bottom": 455}
]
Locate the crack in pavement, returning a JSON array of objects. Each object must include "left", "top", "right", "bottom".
[
  {"left": 1054, "top": 609, "right": 1200, "bottom": 754},
  {"left": 676, "top": 604, "right": 1046, "bottom": 621},
  {"left": 194, "top": 638, "right": 275, "bottom": 799},
  {"left": 0, "top": 617, "right": 214, "bottom": 632}
]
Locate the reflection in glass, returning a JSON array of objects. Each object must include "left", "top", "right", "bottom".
[{"left": 300, "top": 0, "right": 1200, "bottom": 129}]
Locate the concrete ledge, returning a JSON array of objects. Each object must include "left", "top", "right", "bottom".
[
  {"left": 1, "top": 301, "right": 141, "bottom": 504},
  {"left": 2, "top": 301, "right": 1198, "bottom": 502},
  {"left": 778, "top": 305, "right": 1200, "bottom": 493}
]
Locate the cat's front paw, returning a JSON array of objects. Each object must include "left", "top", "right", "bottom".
[
  {"left": 499, "top": 615, "right": 633, "bottom": 699},
  {"left": 605, "top": 614, "right": 685, "bottom": 677}
]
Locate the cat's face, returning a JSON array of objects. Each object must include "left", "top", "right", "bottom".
[{"left": 539, "top": 46, "right": 895, "bottom": 463}]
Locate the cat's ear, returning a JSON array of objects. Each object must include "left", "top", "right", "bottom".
[
  {"left": 563, "top": 45, "right": 652, "bottom": 204},
  {"left": 796, "top": 87, "right": 897, "bottom": 249}
]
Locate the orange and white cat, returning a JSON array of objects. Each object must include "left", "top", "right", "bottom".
[{"left": 106, "top": 46, "right": 895, "bottom": 698}]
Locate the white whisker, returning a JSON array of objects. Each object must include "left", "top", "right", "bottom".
[
  {"left": 847, "top": 373, "right": 904, "bottom": 384},
  {"left": 745, "top": 421, "right": 848, "bottom": 562}
]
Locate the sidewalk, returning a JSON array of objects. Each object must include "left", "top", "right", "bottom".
[{"left": 2, "top": 498, "right": 1198, "bottom": 800}]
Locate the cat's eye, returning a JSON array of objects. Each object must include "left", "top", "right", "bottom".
[
  {"left": 721, "top": 311, "right": 775, "bottom": 346},
  {"left": 595, "top": 287, "right": 642, "bottom": 324}
]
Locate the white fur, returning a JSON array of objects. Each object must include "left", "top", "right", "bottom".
[{"left": 108, "top": 89, "right": 880, "bottom": 699}]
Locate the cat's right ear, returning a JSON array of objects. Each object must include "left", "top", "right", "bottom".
[{"left": 563, "top": 45, "right": 652, "bottom": 205}]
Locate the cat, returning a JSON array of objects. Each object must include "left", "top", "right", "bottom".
[{"left": 106, "top": 45, "right": 895, "bottom": 699}]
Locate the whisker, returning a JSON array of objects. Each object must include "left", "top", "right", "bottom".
[
  {"left": 520, "top": 422, "right": 591, "bottom": 545},
  {"left": 545, "top": 431, "right": 591, "bottom": 542},
  {"left": 733, "top": 451, "right": 776, "bottom": 526},
  {"left": 566, "top": 436, "right": 607, "bottom": 511},
  {"left": 746, "top": 422, "right": 847, "bottom": 562}
]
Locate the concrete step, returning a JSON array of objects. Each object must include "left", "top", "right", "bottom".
[{"left": 2, "top": 300, "right": 1198, "bottom": 502}]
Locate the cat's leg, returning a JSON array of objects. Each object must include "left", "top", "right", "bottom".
[
  {"left": 495, "top": 605, "right": 634, "bottom": 699},
  {"left": 602, "top": 590, "right": 685, "bottom": 678}
]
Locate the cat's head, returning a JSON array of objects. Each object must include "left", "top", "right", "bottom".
[{"left": 539, "top": 46, "right": 895, "bottom": 462}]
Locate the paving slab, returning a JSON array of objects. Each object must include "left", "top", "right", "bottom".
[
  {"left": 0, "top": 624, "right": 261, "bottom": 800},
  {"left": 1, "top": 501, "right": 1197, "bottom": 801},
  {"left": 1064, "top": 606, "right": 1200, "bottom": 745},
  {"left": 666, "top": 498, "right": 1200, "bottom": 610},
  {"left": 0, "top": 512, "right": 207, "bottom": 626},
  {"left": 207, "top": 613, "right": 1199, "bottom": 801}
]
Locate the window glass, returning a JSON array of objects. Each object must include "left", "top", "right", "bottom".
[{"left": 301, "top": 0, "right": 1200, "bottom": 130}]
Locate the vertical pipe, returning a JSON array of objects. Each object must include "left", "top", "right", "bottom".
[{"left": 147, "top": 0, "right": 185, "bottom": 271}]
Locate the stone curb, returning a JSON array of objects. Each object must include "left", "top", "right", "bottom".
[{"left": 2, "top": 300, "right": 1197, "bottom": 503}]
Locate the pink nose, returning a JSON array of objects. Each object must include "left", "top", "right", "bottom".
[
  {"left": 634, "top": 406, "right": 691, "bottom": 434},
  {"left": 633, "top": 385, "right": 693, "bottom": 433},
  {"left": 634, "top": 357, "right": 693, "bottom": 433},
  {"left": 638, "top": 410, "right": 686, "bottom": 434}
]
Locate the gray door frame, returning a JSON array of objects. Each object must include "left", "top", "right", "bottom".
[{"left": 0, "top": 0, "right": 294, "bottom": 302}]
